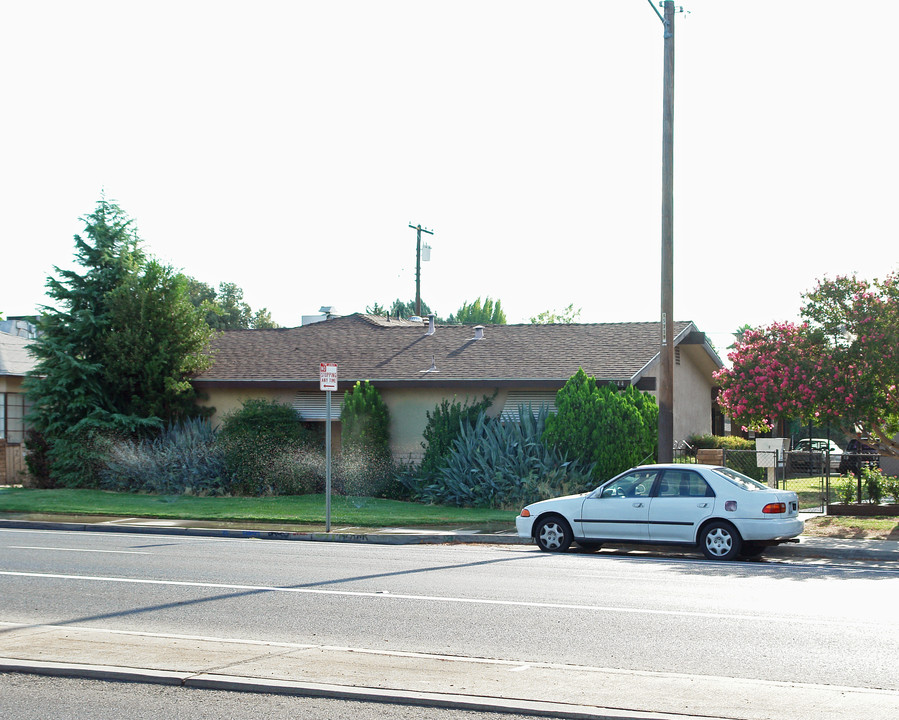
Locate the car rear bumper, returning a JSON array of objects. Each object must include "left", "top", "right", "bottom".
[{"left": 737, "top": 517, "right": 804, "bottom": 542}]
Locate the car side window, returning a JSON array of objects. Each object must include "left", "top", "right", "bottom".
[
  {"left": 657, "top": 470, "right": 715, "bottom": 498},
  {"left": 599, "top": 470, "right": 659, "bottom": 499}
]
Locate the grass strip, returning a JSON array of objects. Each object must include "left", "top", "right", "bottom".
[{"left": 0, "top": 488, "right": 518, "bottom": 528}]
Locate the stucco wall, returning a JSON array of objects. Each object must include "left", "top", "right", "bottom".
[
  {"left": 203, "top": 387, "right": 297, "bottom": 430},
  {"left": 643, "top": 349, "right": 714, "bottom": 444},
  {"left": 199, "top": 359, "right": 717, "bottom": 465},
  {"left": 381, "top": 388, "right": 503, "bottom": 461},
  {"left": 673, "top": 350, "right": 714, "bottom": 442}
]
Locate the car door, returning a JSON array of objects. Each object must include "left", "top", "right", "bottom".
[
  {"left": 578, "top": 469, "right": 658, "bottom": 541},
  {"left": 647, "top": 468, "right": 715, "bottom": 543}
]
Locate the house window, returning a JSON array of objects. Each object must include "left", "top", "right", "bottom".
[
  {"left": 292, "top": 391, "right": 345, "bottom": 420},
  {"left": 500, "top": 392, "right": 557, "bottom": 422},
  {"left": 675, "top": 347, "right": 681, "bottom": 366},
  {"left": 1, "top": 393, "right": 27, "bottom": 444}
]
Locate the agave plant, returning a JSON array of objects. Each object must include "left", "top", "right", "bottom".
[
  {"left": 419, "top": 404, "right": 594, "bottom": 509},
  {"left": 100, "top": 417, "right": 231, "bottom": 496}
]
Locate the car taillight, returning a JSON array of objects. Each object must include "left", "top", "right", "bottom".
[
  {"left": 763, "top": 503, "right": 786, "bottom": 514},
  {"left": 520, "top": 508, "right": 531, "bottom": 517}
]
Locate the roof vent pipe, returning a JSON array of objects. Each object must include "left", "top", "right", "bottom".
[
  {"left": 426, "top": 313, "right": 436, "bottom": 336},
  {"left": 473, "top": 325, "right": 484, "bottom": 340}
]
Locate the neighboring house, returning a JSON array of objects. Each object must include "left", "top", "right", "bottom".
[
  {"left": 0, "top": 331, "right": 35, "bottom": 483},
  {"left": 193, "top": 313, "right": 724, "bottom": 462}
]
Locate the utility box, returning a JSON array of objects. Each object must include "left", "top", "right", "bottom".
[{"left": 756, "top": 438, "right": 790, "bottom": 487}]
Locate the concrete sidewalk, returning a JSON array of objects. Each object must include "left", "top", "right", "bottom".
[
  {"left": 1, "top": 513, "right": 898, "bottom": 563},
  {"left": 2, "top": 622, "right": 898, "bottom": 720}
]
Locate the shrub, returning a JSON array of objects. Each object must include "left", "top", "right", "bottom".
[
  {"left": 542, "top": 369, "right": 658, "bottom": 483},
  {"left": 861, "top": 465, "right": 886, "bottom": 504},
  {"left": 686, "top": 434, "right": 756, "bottom": 452},
  {"left": 218, "top": 398, "right": 313, "bottom": 495},
  {"left": 340, "top": 381, "right": 390, "bottom": 456},
  {"left": 23, "top": 429, "right": 54, "bottom": 488},
  {"left": 418, "top": 394, "right": 494, "bottom": 480},
  {"left": 414, "top": 405, "right": 594, "bottom": 509},
  {"left": 100, "top": 417, "right": 230, "bottom": 495},
  {"left": 883, "top": 474, "right": 899, "bottom": 504},
  {"left": 339, "top": 381, "right": 392, "bottom": 493},
  {"left": 834, "top": 474, "right": 856, "bottom": 504}
]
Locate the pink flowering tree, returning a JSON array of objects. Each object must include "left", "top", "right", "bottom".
[{"left": 714, "top": 273, "right": 899, "bottom": 458}]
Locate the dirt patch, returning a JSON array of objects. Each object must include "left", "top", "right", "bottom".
[{"left": 803, "top": 516, "right": 899, "bottom": 540}]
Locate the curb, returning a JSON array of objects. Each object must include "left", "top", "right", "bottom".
[
  {"left": 0, "top": 658, "right": 720, "bottom": 720},
  {"left": 0, "top": 518, "right": 528, "bottom": 546}
]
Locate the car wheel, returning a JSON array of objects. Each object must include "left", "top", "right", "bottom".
[
  {"left": 534, "top": 516, "right": 573, "bottom": 552},
  {"left": 699, "top": 521, "right": 742, "bottom": 561}
]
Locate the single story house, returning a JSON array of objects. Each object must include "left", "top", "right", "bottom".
[
  {"left": 193, "top": 313, "right": 724, "bottom": 462},
  {"left": 0, "top": 331, "right": 35, "bottom": 483}
]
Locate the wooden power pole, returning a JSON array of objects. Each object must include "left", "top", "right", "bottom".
[
  {"left": 409, "top": 223, "right": 434, "bottom": 317},
  {"left": 658, "top": 1, "right": 677, "bottom": 462}
]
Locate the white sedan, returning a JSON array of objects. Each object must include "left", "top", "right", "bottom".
[{"left": 516, "top": 464, "right": 803, "bottom": 560}]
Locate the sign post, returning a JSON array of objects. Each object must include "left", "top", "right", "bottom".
[{"left": 319, "top": 362, "right": 338, "bottom": 532}]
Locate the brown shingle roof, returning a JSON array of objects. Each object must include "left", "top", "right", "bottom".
[{"left": 194, "top": 314, "right": 702, "bottom": 388}]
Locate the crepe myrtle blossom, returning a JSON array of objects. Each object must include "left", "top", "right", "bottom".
[{"left": 715, "top": 273, "right": 899, "bottom": 458}]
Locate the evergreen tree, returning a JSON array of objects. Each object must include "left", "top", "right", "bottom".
[
  {"left": 25, "top": 199, "right": 214, "bottom": 486},
  {"left": 542, "top": 369, "right": 658, "bottom": 482},
  {"left": 340, "top": 381, "right": 391, "bottom": 460},
  {"left": 103, "top": 260, "right": 214, "bottom": 421}
]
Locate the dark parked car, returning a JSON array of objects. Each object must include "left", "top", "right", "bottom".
[
  {"left": 838, "top": 437, "right": 880, "bottom": 476},
  {"left": 789, "top": 438, "right": 843, "bottom": 474}
]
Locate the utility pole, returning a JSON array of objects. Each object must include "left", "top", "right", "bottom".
[
  {"left": 409, "top": 223, "right": 434, "bottom": 316},
  {"left": 651, "top": 0, "right": 680, "bottom": 462}
]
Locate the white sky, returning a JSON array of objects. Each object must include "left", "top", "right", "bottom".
[{"left": 2, "top": 1, "right": 897, "bottom": 355}]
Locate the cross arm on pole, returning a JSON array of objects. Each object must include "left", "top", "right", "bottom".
[
  {"left": 646, "top": 0, "right": 665, "bottom": 24},
  {"left": 408, "top": 223, "right": 434, "bottom": 235}
]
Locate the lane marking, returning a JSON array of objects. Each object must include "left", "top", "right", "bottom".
[
  {"left": 1, "top": 621, "right": 896, "bottom": 697},
  {"left": 7, "top": 546, "right": 151, "bottom": 555},
  {"left": 0, "top": 570, "right": 890, "bottom": 628}
]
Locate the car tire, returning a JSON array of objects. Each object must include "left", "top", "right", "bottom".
[
  {"left": 699, "top": 521, "right": 742, "bottom": 561},
  {"left": 534, "top": 515, "right": 573, "bottom": 553}
]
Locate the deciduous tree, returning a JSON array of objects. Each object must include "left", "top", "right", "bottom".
[
  {"left": 715, "top": 273, "right": 899, "bottom": 457},
  {"left": 529, "top": 304, "right": 581, "bottom": 324},
  {"left": 448, "top": 297, "right": 506, "bottom": 325}
]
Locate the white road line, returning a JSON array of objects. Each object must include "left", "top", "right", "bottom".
[
  {"left": 0, "top": 570, "right": 886, "bottom": 628},
  {"left": 6, "top": 546, "right": 151, "bottom": 555}
]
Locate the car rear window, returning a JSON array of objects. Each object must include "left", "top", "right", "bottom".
[{"left": 711, "top": 467, "right": 769, "bottom": 491}]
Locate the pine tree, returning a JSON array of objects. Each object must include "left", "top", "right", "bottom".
[{"left": 25, "top": 199, "right": 214, "bottom": 486}]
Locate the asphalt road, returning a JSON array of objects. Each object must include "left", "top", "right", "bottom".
[{"left": 1, "top": 527, "right": 898, "bottom": 717}]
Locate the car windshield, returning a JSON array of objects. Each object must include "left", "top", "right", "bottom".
[
  {"left": 711, "top": 467, "right": 769, "bottom": 492},
  {"left": 796, "top": 440, "right": 832, "bottom": 451}
]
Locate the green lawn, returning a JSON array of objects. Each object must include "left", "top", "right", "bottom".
[{"left": 0, "top": 487, "right": 518, "bottom": 528}]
